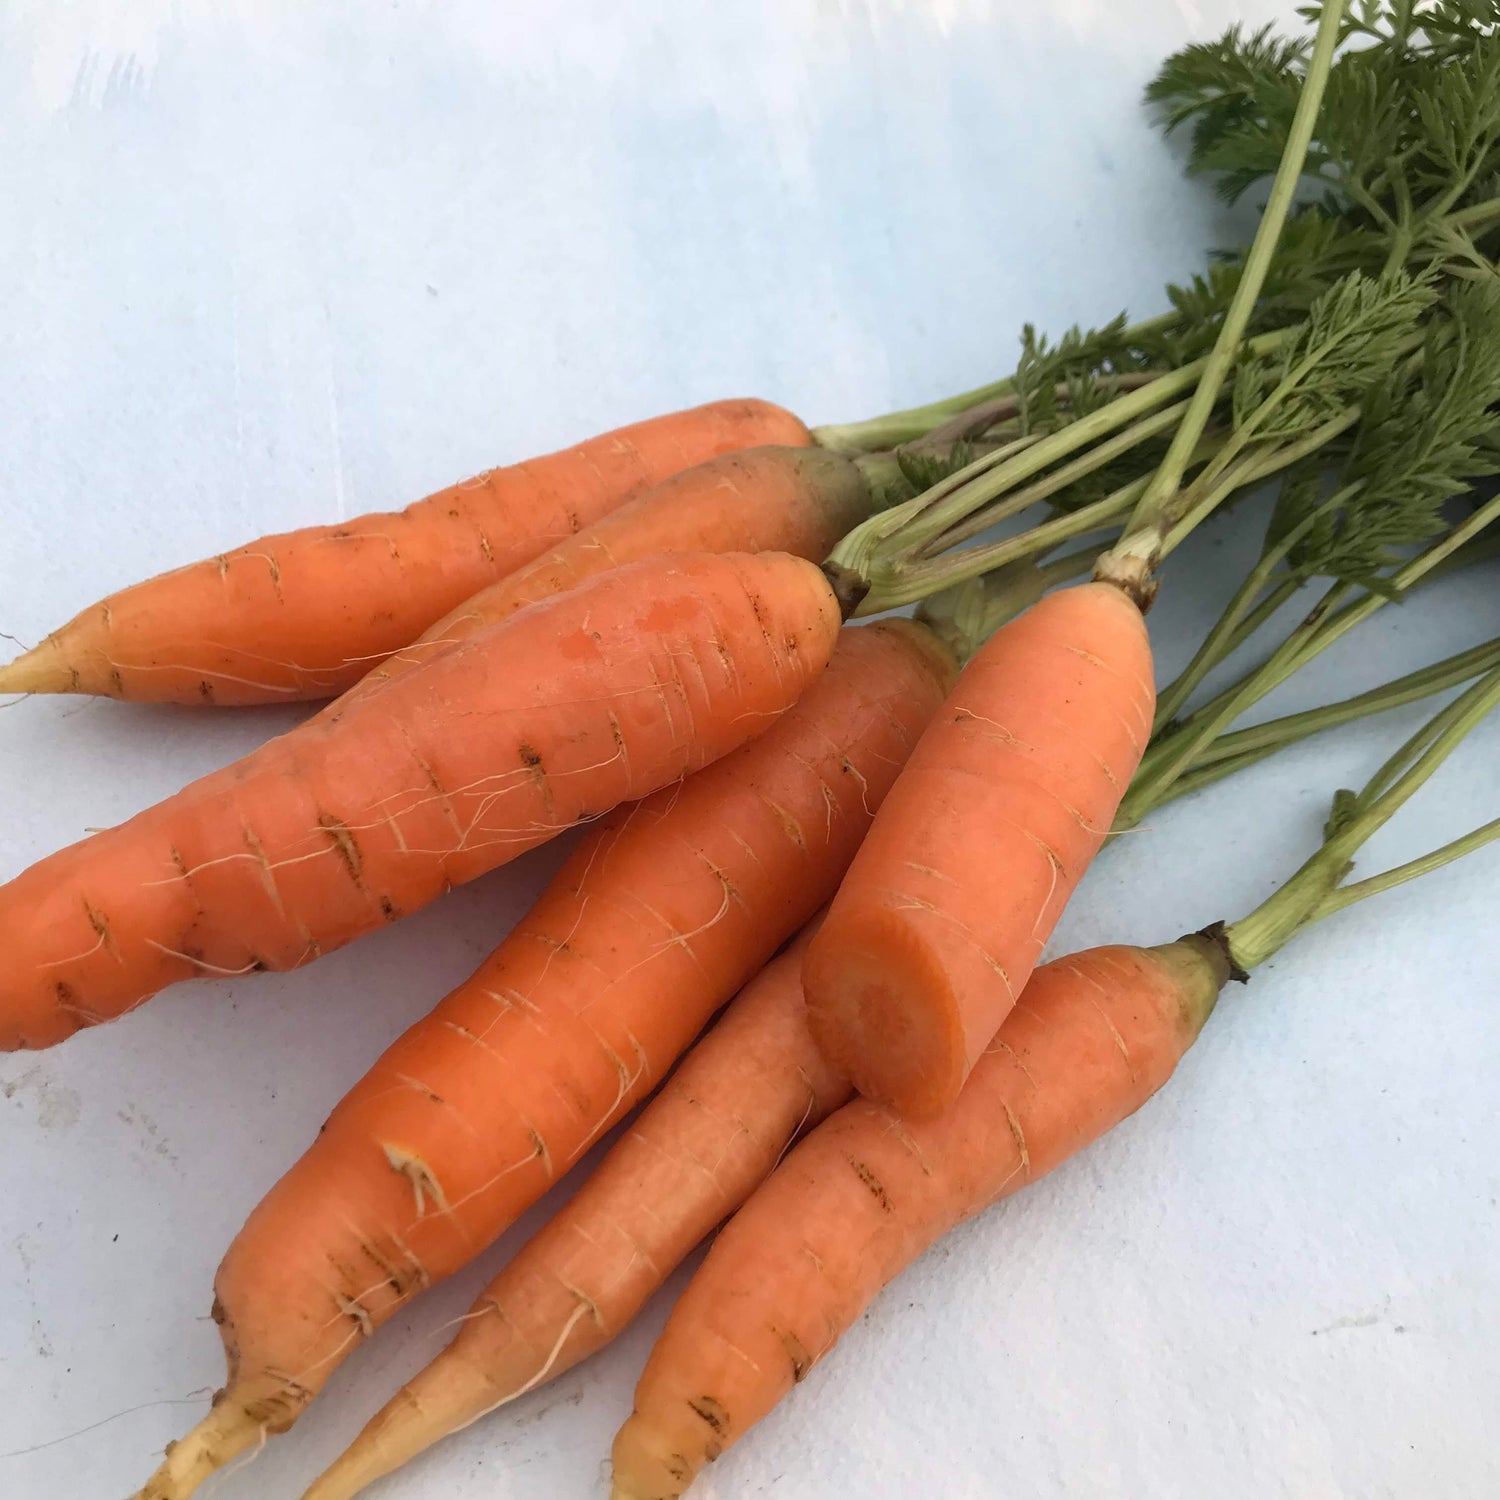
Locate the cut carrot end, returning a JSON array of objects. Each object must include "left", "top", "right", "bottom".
[
  {"left": 131, "top": 1393, "right": 269, "bottom": 1500},
  {"left": 804, "top": 908, "right": 966, "bottom": 1120}
]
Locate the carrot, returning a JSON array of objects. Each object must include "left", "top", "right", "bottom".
[
  {"left": 0, "top": 551, "right": 840, "bottom": 1051},
  {"left": 0, "top": 398, "right": 809, "bottom": 705},
  {"left": 132, "top": 620, "right": 953, "bottom": 1500},
  {"left": 334, "top": 445, "right": 873, "bottom": 711},
  {"left": 611, "top": 933, "right": 1229, "bottom": 1500},
  {"left": 611, "top": 653, "right": 1500, "bottom": 1499},
  {"left": 803, "top": 580, "right": 1154, "bottom": 1118},
  {"left": 303, "top": 919, "right": 850, "bottom": 1500}
]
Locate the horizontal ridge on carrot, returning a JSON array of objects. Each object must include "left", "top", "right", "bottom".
[
  {"left": 0, "top": 398, "right": 809, "bottom": 705},
  {"left": 332, "top": 443, "right": 875, "bottom": 711},
  {"left": 804, "top": 579, "right": 1154, "bottom": 1118},
  {"left": 0, "top": 550, "right": 841, "bottom": 1050},
  {"left": 303, "top": 919, "right": 850, "bottom": 1500},
  {"left": 132, "top": 620, "right": 953, "bottom": 1500},
  {"left": 613, "top": 933, "right": 1228, "bottom": 1500}
]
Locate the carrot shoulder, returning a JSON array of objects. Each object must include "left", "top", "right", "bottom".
[
  {"left": 612, "top": 936, "right": 1228, "bottom": 1500},
  {"left": 132, "top": 620, "right": 953, "bottom": 1500},
  {"left": 804, "top": 581, "right": 1155, "bottom": 1118},
  {"left": 338, "top": 444, "right": 872, "bottom": 708},
  {"left": 304, "top": 920, "right": 850, "bottom": 1500},
  {"left": 0, "top": 398, "right": 809, "bottom": 705},
  {"left": 1, "top": 551, "right": 839, "bottom": 1051}
]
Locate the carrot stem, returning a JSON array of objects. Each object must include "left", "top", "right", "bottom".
[
  {"left": 1131, "top": 635, "right": 1500, "bottom": 827},
  {"left": 1094, "top": 0, "right": 1347, "bottom": 596},
  {"left": 1124, "top": 492, "right": 1500, "bottom": 824},
  {"left": 1226, "top": 662, "right": 1500, "bottom": 970},
  {"left": 1312, "top": 814, "right": 1500, "bottom": 916},
  {"left": 1152, "top": 573, "right": 1302, "bottom": 734},
  {"left": 909, "top": 399, "right": 1195, "bottom": 558},
  {"left": 1152, "top": 476, "right": 1364, "bottom": 734},
  {"left": 809, "top": 312, "right": 1182, "bottom": 456},
  {"left": 1194, "top": 636, "right": 1500, "bottom": 769},
  {"left": 852, "top": 476, "right": 1148, "bottom": 614},
  {"left": 1154, "top": 406, "right": 1364, "bottom": 563}
]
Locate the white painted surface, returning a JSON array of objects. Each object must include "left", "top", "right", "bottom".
[{"left": 1, "top": 3, "right": 1497, "bottom": 1498}]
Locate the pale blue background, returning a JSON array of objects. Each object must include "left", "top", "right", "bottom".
[{"left": 1, "top": 3, "right": 1497, "bottom": 1498}]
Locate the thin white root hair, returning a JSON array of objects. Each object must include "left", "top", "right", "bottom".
[{"left": 452, "top": 1300, "right": 595, "bottom": 1436}]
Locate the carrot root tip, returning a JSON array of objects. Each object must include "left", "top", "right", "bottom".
[
  {"left": 0, "top": 645, "right": 72, "bottom": 697},
  {"left": 131, "top": 1390, "right": 279, "bottom": 1500}
]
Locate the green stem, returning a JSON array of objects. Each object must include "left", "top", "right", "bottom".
[
  {"left": 1215, "top": 575, "right": 1303, "bottom": 664},
  {"left": 917, "top": 398, "right": 1197, "bottom": 557},
  {"left": 1151, "top": 521, "right": 1320, "bottom": 736},
  {"left": 812, "top": 377, "right": 1017, "bottom": 457},
  {"left": 1095, "top": 0, "right": 1347, "bottom": 595},
  {"left": 879, "top": 358, "right": 1219, "bottom": 558},
  {"left": 1130, "top": 745, "right": 1283, "bottom": 817},
  {"left": 809, "top": 310, "right": 1183, "bottom": 455},
  {"left": 1156, "top": 406, "right": 1363, "bottom": 562},
  {"left": 1194, "top": 636, "right": 1500, "bottom": 769},
  {"left": 1272, "top": 490, "right": 1500, "bottom": 682},
  {"left": 854, "top": 476, "right": 1148, "bottom": 615},
  {"left": 863, "top": 400, "right": 1336, "bottom": 616},
  {"left": 1446, "top": 195, "right": 1500, "bottom": 235},
  {"left": 1226, "top": 663, "right": 1500, "bottom": 970},
  {"left": 1139, "top": 493, "right": 1500, "bottom": 809},
  {"left": 905, "top": 371, "right": 1165, "bottom": 456},
  {"left": 1312, "top": 815, "right": 1500, "bottom": 917},
  {"left": 1152, "top": 575, "right": 1303, "bottom": 736},
  {"left": 1129, "top": 637, "right": 1500, "bottom": 824},
  {"left": 1123, "top": 577, "right": 1352, "bottom": 825},
  {"left": 1160, "top": 527, "right": 1500, "bottom": 754}
]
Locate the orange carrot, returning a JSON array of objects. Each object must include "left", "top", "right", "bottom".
[
  {"left": 132, "top": 620, "right": 953, "bottom": 1500},
  {"left": 1, "top": 551, "right": 840, "bottom": 1051},
  {"left": 804, "top": 581, "right": 1155, "bottom": 1118},
  {"left": 304, "top": 919, "right": 850, "bottom": 1500},
  {"left": 335, "top": 445, "right": 872, "bottom": 711},
  {"left": 612, "top": 934, "right": 1229, "bottom": 1499},
  {"left": 0, "top": 399, "right": 809, "bottom": 705}
]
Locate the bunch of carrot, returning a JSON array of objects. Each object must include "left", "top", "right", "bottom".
[{"left": 4, "top": 3, "right": 1500, "bottom": 1497}]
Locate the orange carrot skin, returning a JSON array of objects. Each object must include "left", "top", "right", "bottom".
[
  {"left": 612, "top": 936, "right": 1227, "bottom": 1500},
  {"left": 305, "top": 921, "right": 851, "bottom": 1500},
  {"left": 3, "top": 399, "right": 809, "bottom": 705},
  {"left": 339, "top": 445, "right": 872, "bottom": 710},
  {"left": 138, "top": 621, "right": 952, "bottom": 1495},
  {"left": 0, "top": 551, "right": 839, "bottom": 1051},
  {"left": 804, "top": 581, "right": 1155, "bottom": 1119}
]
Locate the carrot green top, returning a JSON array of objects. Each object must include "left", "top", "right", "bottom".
[{"left": 816, "top": 3, "right": 1500, "bottom": 657}]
